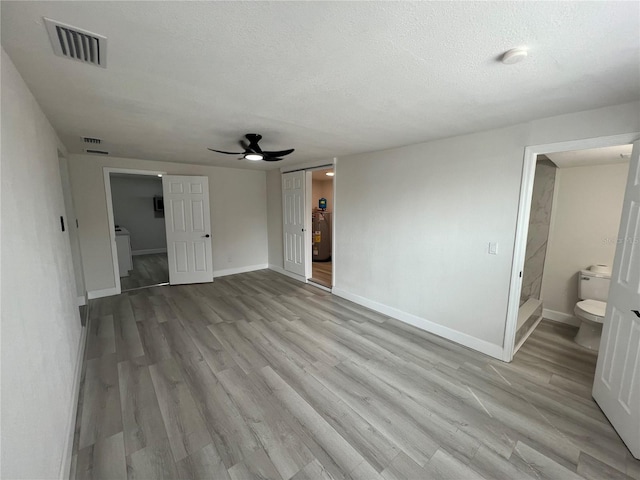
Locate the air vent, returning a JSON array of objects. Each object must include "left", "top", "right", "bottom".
[
  {"left": 84, "top": 149, "right": 109, "bottom": 155},
  {"left": 44, "top": 18, "right": 107, "bottom": 68},
  {"left": 82, "top": 137, "right": 102, "bottom": 145}
]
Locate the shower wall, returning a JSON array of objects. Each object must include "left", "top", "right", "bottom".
[{"left": 521, "top": 158, "right": 557, "bottom": 305}]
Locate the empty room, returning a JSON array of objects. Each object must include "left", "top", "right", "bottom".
[{"left": 2, "top": 2, "right": 639, "bottom": 480}]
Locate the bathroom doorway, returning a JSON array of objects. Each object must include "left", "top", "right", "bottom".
[
  {"left": 513, "top": 145, "right": 631, "bottom": 353},
  {"left": 310, "top": 168, "right": 334, "bottom": 288}
]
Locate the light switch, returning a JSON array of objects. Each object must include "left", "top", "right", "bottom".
[{"left": 489, "top": 242, "right": 498, "bottom": 255}]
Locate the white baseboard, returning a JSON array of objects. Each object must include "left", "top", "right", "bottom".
[
  {"left": 542, "top": 308, "right": 580, "bottom": 326},
  {"left": 59, "top": 317, "right": 89, "bottom": 479},
  {"left": 87, "top": 287, "right": 119, "bottom": 300},
  {"left": 332, "top": 287, "right": 504, "bottom": 360},
  {"left": 268, "top": 264, "right": 307, "bottom": 283},
  {"left": 76, "top": 294, "right": 87, "bottom": 307},
  {"left": 214, "top": 263, "right": 269, "bottom": 278},
  {"left": 132, "top": 248, "right": 167, "bottom": 256}
]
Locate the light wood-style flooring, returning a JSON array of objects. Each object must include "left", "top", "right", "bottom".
[
  {"left": 311, "top": 261, "right": 332, "bottom": 288},
  {"left": 71, "top": 270, "right": 640, "bottom": 480},
  {"left": 121, "top": 253, "right": 169, "bottom": 291}
]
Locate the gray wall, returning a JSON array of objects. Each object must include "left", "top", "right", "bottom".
[
  {"left": 111, "top": 175, "right": 166, "bottom": 253},
  {"left": 521, "top": 159, "right": 557, "bottom": 304}
]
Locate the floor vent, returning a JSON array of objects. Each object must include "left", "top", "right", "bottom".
[
  {"left": 84, "top": 149, "right": 109, "bottom": 155},
  {"left": 44, "top": 18, "right": 107, "bottom": 68},
  {"left": 82, "top": 137, "right": 102, "bottom": 144}
]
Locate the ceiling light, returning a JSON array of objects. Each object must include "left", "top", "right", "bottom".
[
  {"left": 501, "top": 47, "right": 528, "bottom": 65},
  {"left": 244, "top": 153, "right": 264, "bottom": 161},
  {"left": 157, "top": 174, "right": 163, "bottom": 177},
  {"left": 326, "top": 172, "right": 334, "bottom": 176}
]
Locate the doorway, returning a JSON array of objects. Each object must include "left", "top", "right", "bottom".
[
  {"left": 281, "top": 162, "right": 336, "bottom": 288},
  {"left": 514, "top": 146, "right": 630, "bottom": 352},
  {"left": 310, "top": 168, "right": 334, "bottom": 287},
  {"left": 104, "top": 167, "right": 168, "bottom": 293},
  {"left": 110, "top": 172, "right": 169, "bottom": 291}
]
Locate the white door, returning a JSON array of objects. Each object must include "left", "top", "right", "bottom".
[
  {"left": 282, "top": 171, "right": 307, "bottom": 277},
  {"left": 162, "top": 175, "right": 214, "bottom": 285},
  {"left": 593, "top": 139, "right": 640, "bottom": 459}
]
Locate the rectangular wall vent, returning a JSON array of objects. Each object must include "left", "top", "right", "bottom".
[
  {"left": 84, "top": 149, "right": 109, "bottom": 155},
  {"left": 82, "top": 137, "right": 102, "bottom": 144},
  {"left": 44, "top": 17, "right": 107, "bottom": 68}
]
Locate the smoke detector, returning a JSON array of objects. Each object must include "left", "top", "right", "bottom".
[
  {"left": 44, "top": 18, "right": 107, "bottom": 68},
  {"left": 501, "top": 47, "right": 528, "bottom": 65}
]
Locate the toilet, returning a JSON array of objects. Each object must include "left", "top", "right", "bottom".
[{"left": 573, "top": 265, "right": 611, "bottom": 351}]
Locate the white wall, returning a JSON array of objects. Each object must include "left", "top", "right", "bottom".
[
  {"left": 266, "top": 169, "right": 284, "bottom": 270},
  {"left": 68, "top": 155, "right": 268, "bottom": 294},
  {"left": 266, "top": 101, "right": 639, "bottom": 357},
  {"left": 1, "top": 48, "right": 83, "bottom": 479},
  {"left": 110, "top": 175, "right": 167, "bottom": 253},
  {"left": 541, "top": 162, "right": 629, "bottom": 316}
]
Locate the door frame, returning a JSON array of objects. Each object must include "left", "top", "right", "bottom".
[
  {"left": 103, "top": 167, "right": 166, "bottom": 294},
  {"left": 280, "top": 158, "right": 337, "bottom": 287},
  {"left": 503, "top": 133, "right": 639, "bottom": 362}
]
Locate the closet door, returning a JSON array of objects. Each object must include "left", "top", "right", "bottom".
[{"left": 282, "top": 171, "right": 307, "bottom": 277}]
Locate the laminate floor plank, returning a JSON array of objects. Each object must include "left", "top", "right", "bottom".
[
  {"left": 70, "top": 270, "right": 640, "bottom": 480},
  {"left": 78, "top": 352, "right": 122, "bottom": 449},
  {"left": 75, "top": 432, "right": 126, "bottom": 480},
  {"left": 118, "top": 357, "right": 168, "bottom": 456},
  {"left": 173, "top": 353, "right": 262, "bottom": 469},
  {"left": 175, "top": 443, "right": 231, "bottom": 480},
  {"left": 85, "top": 314, "right": 116, "bottom": 360},
  {"left": 149, "top": 358, "right": 212, "bottom": 462},
  {"left": 126, "top": 437, "right": 178, "bottom": 480}
]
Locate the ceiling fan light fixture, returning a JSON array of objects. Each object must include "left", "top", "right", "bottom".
[{"left": 244, "top": 153, "right": 264, "bottom": 161}]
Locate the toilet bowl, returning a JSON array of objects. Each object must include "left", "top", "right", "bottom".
[
  {"left": 573, "top": 266, "right": 611, "bottom": 351},
  {"left": 574, "top": 299, "right": 606, "bottom": 350}
]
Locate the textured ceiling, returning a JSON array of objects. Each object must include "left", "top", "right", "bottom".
[
  {"left": 547, "top": 144, "right": 632, "bottom": 169},
  {"left": 2, "top": 1, "right": 639, "bottom": 170}
]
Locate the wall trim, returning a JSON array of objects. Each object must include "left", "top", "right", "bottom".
[
  {"left": 268, "top": 264, "right": 307, "bottom": 283},
  {"left": 76, "top": 295, "right": 87, "bottom": 307},
  {"left": 59, "top": 318, "right": 89, "bottom": 480},
  {"left": 542, "top": 308, "right": 581, "bottom": 326},
  {"left": 332, "top": 287, "right": 504, "bottom": 360},
  {"left": 214, "top": 263, "right": 269, "bottom": 278},
  {"left": 132, "top": 248, "right": 167, "bottom": 256},
  {"left": 87, "top": 287, "right": 119, "bottom": 300}
]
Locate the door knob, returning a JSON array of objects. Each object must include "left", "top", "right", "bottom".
[{"left": 203, "top": 234, "right": 210, "bottom": 238}]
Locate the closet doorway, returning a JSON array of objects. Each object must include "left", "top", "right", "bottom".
[{"left": 310, "top": 168, "right": 334, "bottom": 287}]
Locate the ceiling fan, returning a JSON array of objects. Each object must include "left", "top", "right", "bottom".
[{"left": 208, "top": 133, "right": 294, "bottom": 162}]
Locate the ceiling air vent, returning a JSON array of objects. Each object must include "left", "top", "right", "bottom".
[
  {"left": 84, "top": 149, "right": 109, "bottom": 155},
  {"left": 82, "top": 136, "right": 102, "bottom": 145},
  {"left": 44, "top": 18, "right": 107, "bottom": 68}
]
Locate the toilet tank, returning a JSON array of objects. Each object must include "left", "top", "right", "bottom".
[{"left": 578, "top": 270, "right": 611, "bottom": 302}]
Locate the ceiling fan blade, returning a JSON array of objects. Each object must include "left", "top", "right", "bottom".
[
  {"left": 208, "top": 148, "right": 244, "bottom": 155},
  {"left": 262, "top": 157, "right": 283, "bottom": 162},
  {"left": 263, "top": 148, "right": 294, "bottom": 158}
]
